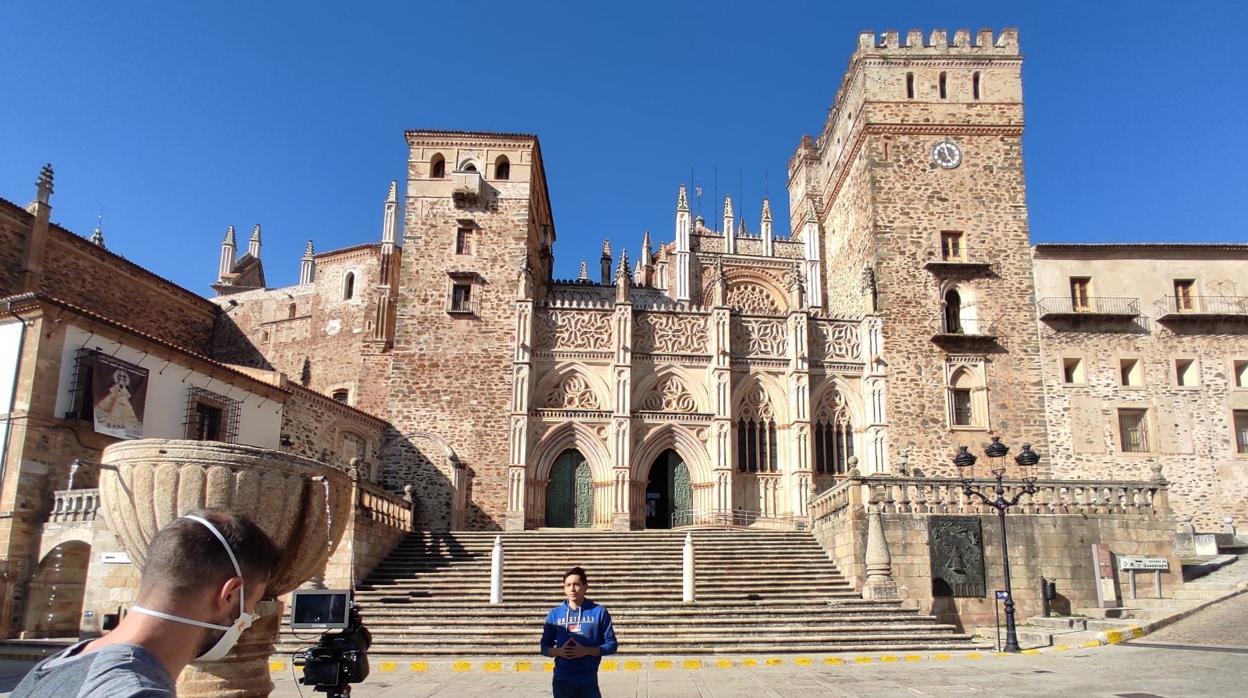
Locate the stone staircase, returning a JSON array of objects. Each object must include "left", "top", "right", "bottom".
[{"left": 279, "top": 530, "right": 980, "bottom": 656}]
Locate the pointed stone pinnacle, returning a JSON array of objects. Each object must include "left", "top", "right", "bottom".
[
  {"left": 303, "top": 240, "right": 315, "bottom": 257},
  {"left": 601, "top": 239, "right": 612, "bottom": 257},
  {"left": 250, "top": 224, "right": 262, "bottom": 241},
  {"left": 762, "top": 198, "right": 773, "bottom": 221},
  {"left": 723, "top": 195, "right": 734, "bottom": 218},
  {"left": 90, "top": 223, "right": 105, "bottom": 248},
  {"left": 223, "top": 225, "right": 236, "bottom": 245},
  {"left": 677, "top": 184, "right": 690, "bottom": 212},
  {"left": 642, "top": 230, "right": 652, "bottom": 250},
  {"left": 806, "top": 200, "right": 817, "bottom": 223},
  {"left": 386, "top": 180, "right": 398, "bottom": 202},
  {"left": 616, "top": 250, "right": 631, "bottom": 280},
  {"left": 36, "top": 164, "right": 54, "bottom": 192},
  {"left": 577, "top": 260, "right": 589, "bottom": 281}
]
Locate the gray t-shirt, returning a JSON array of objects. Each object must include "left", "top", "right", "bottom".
[{"left": 11, "top": 639, "right": 176, "bottom": 697}]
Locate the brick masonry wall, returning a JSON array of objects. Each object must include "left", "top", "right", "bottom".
[
  {"left": 0, "top": 202, "right": 28, "bottom": 294},
  {"left": 278, "top": 385, "right": 386, "bottom": 472}
]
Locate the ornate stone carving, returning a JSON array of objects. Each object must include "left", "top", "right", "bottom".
[
  {"left": 738, "top": 384, "right": 774, "bottom": 420},
  {"left": 732, "top": 318, "right": 787, "bottom": 357},
  {"left": 726, "top": 283, "right": 781, "bottom": 315},
  {"left": 544, "top": 374, "right": 601, "bottom": 410},
  {"left": 812, "top": 320, "right": 861, "bottom": 360},
  {"left": 537, "top": 310, "right": 612, "bottom": 351},
  {"left": 929, "top": 516, "right": 986, "bottom": 597},
  {"left": 635, "top": 313, "right": 708, "bottom": 354},
  {"left": 640, "top": 376, "right": 698, "bottom": 413}
]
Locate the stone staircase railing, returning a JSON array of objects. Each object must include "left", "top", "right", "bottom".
[
  {"left": 50, "top": 488, "right": 100, "bottom": 523},
  {"left": 356, "top": 480, "right": 412, "bottom": 532},
  {"left": 810, "top": 472, "right": 1171, "bottom": 527}
]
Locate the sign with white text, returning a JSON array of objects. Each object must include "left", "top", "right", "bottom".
[{"left": 1118, "top": 556, "right": 1168, "bottom": 571}]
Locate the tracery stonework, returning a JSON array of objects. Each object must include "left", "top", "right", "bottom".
[
  {"left": 544, "top": 374, "right": 601, "bottom": 410},
  {"left": 726, "top": 283, "right": 781, "bottom": 315},
  {"left": 536, "top": 310, "right": 612, "bottom": 351},
  {"left": 640, "top": 376, "right": 698, "bottom": 413},
  {"left": 811, "top": 320, "right": 861, "bottom": 360},
  {"left": 732, "top": 318, "right": 787, "bottom": 357},
  {"left": 635, "top": 313, "right": 708, "bottom": 354}
]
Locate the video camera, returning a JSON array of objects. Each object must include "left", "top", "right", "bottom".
[{"left": 290, "top": 590, "right": 372, "bottom": 698}]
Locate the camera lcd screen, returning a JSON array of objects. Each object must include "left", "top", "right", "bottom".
[{"left": 289, "top": 590, "right": 351, "bottom": 630}]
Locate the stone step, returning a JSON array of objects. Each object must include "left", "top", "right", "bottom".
[{"left": 1024, "top": 616, "right": 1088, "bottom": 631}]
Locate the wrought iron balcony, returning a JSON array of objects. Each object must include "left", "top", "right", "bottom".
[
  {"left": 922, "top": 245, "right": 993, "bottom": 273},
  {"left": 1155, "top": 295, "right": 1248, "bottom": 320},
  {"left": 447, "top": 299, "right": 478, "bottom": 315},
  {"left": 1037, "top": 296, "right": 1140, "bottom": 319}
]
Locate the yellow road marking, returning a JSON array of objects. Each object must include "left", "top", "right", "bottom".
[
  {"left": 1105, "top": 631, "right": 1124, "bottom": 644},
  {"left": 654, "top": 660, "right": 672, "bottom": 670},
  {"left": 512, "top": 661, "right": 530, "bottom": 672},
  {"left": 853, "top": 656, "right": 874, "bottom": 664},
  {"left": 268, "top": 661, "right": 285, "bottom": 673},
  {"left": 880, "top": 655, "right": 899, "bottom": 663},
  {"left": 410, "top": 661, "right": 428, "bottom": 673},
  {"left": 624, "top": 660, "right": 642, "bottom": 671},
  {"left": 967, "top": 652, "right": 984, "bottom": 660},
  {"left": 1081, "top": 640, "right": 1102, "bottom": 648},
  {"left": 824, "top": 657, "right": 844, "bottom": 666},
  {"left": 795, "top": 657, "right": 813, "bottom": 667},
  {"left": 742, "top": 658, "right": 758, "bottom": 667},
  {"left": 452, "top": 661, "right": 472, "bottom": 673},
  {"left": 904, "top": 655, "right": 923, "bottom": 662},
  {"left": 716, "top": 659, "right": 735, "bottom": 669},
  {"left": 483, "top": 661, "right": 503, "bottom": 672},
  {"left": 765, "top": 658, "right": 783, "bottom": 666},
  {"left": 600, "top": 660, "right": 617, "bottom": 672},
  {"left": 932, "top": 654, "right": 951, "bottom": 661},
  {"left": 378, "top": 661, "right": 397, "bottom": 673}
]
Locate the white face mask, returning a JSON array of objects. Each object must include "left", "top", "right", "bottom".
[{"left": 130, "top": 515, "right": 256, "bottom": 663}]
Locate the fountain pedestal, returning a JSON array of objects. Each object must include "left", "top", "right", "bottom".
[{"left": 100, "top": 440, "right": 350, "bottom": 698}]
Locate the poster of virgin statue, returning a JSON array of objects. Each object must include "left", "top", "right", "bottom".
[{"left": 92, "top": 353, "right": 148, "bottom": 439}]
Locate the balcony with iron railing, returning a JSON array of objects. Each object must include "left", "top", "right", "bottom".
[
  {"left": 1154, "top": 295, "right": 1248, "bottom": 320},
  {"left": 1037, "top": 296, "right": 1141, "bottom": 320},
  {"left": 447, "top": 299, "right": 478, "bottom": 315},
  {"left": 922, "top": 244, "right": 993, "bottom": 273}
]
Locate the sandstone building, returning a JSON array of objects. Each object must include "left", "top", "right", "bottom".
[{"left": 0, "top": 27, "right": 1244, "bottom": 639}]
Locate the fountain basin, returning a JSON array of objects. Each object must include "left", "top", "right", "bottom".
[{"left": 100, "top": 439, "right": 351, "bottom": 697}]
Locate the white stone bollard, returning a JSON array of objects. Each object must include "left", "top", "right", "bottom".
[
  {"left": 490, "top": 535, "right": 504, "bottom": 604},
  {"left": 683, "top": 532, "right": 695, "bottom": 603}
]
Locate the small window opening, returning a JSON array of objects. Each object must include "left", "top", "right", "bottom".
[
  {"left": 192, "top": 402, "right": 224, "bottom": 442},
  {"left": 343, "top": 272, "right": 355, "bottom": 301},
  {"left": 950, "top": 389, "right": 973, "bottom": 426},
  {"left": 905, "top": 72, "right": 915, "bottom": 99},
  {"left": 1118, "top": 409, "right": 1150, "bottom": 452},
  {"left": 430, "top": 154, "right": 446, "bottom": 179},
  {"left": 943, "top": 289, "right": 963, "bottom": 334},
  {"left": 456, "top": 228, "right": 473, "bottom": 255},
  {"left": 1175, "top": 359, "right": 1197, "bottom": 387},
  {"left": 450, "top": 283, "right": 473, "bottom": 313},
  {"left": 1174, "top": 279, "right": 1196, "bottom": 312},
  {"left": 287, "top": 303, "right": 297, "bottom": 319},
  {"left": 332, "top": 389, "right": 350, "bottom": 404},
  {"left": 1235, "top": 360, "right": 1248, "bottom": 388},
  {"left": 939, "top": 72, "right": 947, "bottom": 99},
  {"left": 1120, "top": 358, "right": 1142, "bottom": 387},
  {"left": 495, "top": 156, "right": 510, "bottom": 180},
  {"left": 1062, "top": 358, "right": 1085, "bottom": 385},
  {"left": 972, "top": 72, "right": 981, "bottom": 100},
  {"left": 940, "top": 231, "right": 964, "bottom": 261},
  {"left": 1235, "top": 410, "right": 1248, "bottom": 454},
  {"left": 1070, "top": 277, "right": 1091, "bottom": 312}
]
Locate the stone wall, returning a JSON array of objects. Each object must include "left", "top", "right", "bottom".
[
  {"left": 812, "top": 476, "right": 1180, "bottom": 631},
  {"left": 278, "top": 382, "right": 387, "bottom": 476},
  {"left": 323, "top": 479, "right": 412, "bottom": 588}
]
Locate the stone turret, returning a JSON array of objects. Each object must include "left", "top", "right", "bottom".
[
  {"left": 218, "top": 225, "right": 236, "bottom": 282},
  {"left": 674, "top": 185, "right": 692, "bottom": 302},
  {"left": 247, "top": 224, "right": 262, "bottom": 259},
  {"left": 381, "top": 180, "right": 398, "bottom": 250},
  {"left": 21, "top": 164, "right": 54, "bottom": 292},
  {"left": 722, "top": 196, "right": 735, "bottom": 254},
  {"left": 761, "top": 198, "right": 773, "bottom": 257},
  {"left": 600, "top": 239, "right": 612, "bottom": 285}
]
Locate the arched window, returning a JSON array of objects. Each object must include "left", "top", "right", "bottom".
[
  {"left": 461, "top": 161, "right": 478, "bottom": 173},
  {"left": 495, "top": 155, "right": 510, "bottom": 180},
  {"left": 906, "top": 72, "right": 915, "bottom": 99},
  {"left": 948, "top": 368, "right": 977, "bottom": 427},
  {"left": 972, "top": 71, "right": 981, "bottom": 100},
  {"left": 943, "top": 289, "right": 962, "bottom": 334},
  {"left": 343, "top": 271, "right": 355, "bottom": 301},
  {"left": 736, "top": 385, "right": 778, "bottom": 473},
  {"left": 332, "top": 389, "right": 350, "bottom": 403},
  {"left": 430, "top": 154, "right": 446, "bottom": 179},
  {"left": 939, "top": 72, "right": 948, "bottom": 99},
  {"left": 814, "top": 389, "right": 854, "bottom": 475}
]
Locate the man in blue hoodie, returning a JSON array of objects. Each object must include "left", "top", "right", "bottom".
[{"left": 540, "top": 566, "right": 618, "bottom": 698}]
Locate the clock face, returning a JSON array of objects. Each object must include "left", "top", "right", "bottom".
[{"left": 932, "top": 140, "right": 962, "bottom": 169}]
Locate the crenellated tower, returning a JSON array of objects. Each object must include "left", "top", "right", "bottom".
[{"left": 787, "top": 28, "right": 1047, "bottom": 473}]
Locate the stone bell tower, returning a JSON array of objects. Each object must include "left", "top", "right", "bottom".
[
  {"left": 788, "top": 28, "right": 1048, "bottom": 474},
  {"left": 387, "top": 130, "right": 555, "bottom": 529}
]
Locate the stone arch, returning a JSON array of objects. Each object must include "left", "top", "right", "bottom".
[
  {"left": 457, "top": 158, "right": 480, "bottom": 173},
  {"left": 704, "top": 267, "right": 788, "bottom": 314},
  {"left": 731, "top": 373, "right": 790, "bottom": 425},
  {"left": 632, "top": 365, "right": 710, "bottom": 414},
  {"left": 631, "top": 423, "right": 713, "bottom": 484},
  {"left": 939, "top": 279, "right": 980, "bottom": 334},
  {"left": 530, "top": 421, "right": 612, "bottom": 483},
  {"left": 377, "top": 431, "right": 464, "bottom": 530},
  {"left": 811, "top": 376, "right": 864, "bottom": 428},
  {"left": 532, "top": 363, "right": 611, "bottom": 411},
  {"left": 429, "top": 153, "right": 446, "bottom": 178}
]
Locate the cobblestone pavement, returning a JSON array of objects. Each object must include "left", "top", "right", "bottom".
[{"left": 1131, "top": 590, "right": 1248, "bottom": 648}]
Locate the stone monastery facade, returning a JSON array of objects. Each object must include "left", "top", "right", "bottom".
[
  {"left": 205, "top": 28, "right": 1248, "bottom": 533},
  {"left": 3, "top": 27, "right": 1246, "bottom": 562}
]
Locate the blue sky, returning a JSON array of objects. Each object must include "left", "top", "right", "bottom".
[{"left": 2, "top": 1, "right": 1246, "bottom": 292}]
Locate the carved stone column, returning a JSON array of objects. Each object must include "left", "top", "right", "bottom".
[
  {"left": 509, "top": 290, "right": 535, "bottom": 529},
  {"left": 708, "top": 304, "right": 734, "bottom": 515},
  {"left": 787, "top": 269, "right": 814, "bottom": 517},
  {"left": 611, "top": 300, "right": 634, "bottom": 530},
  {"left": 861, "top": 505, "right": 900, "bottom": 601}
]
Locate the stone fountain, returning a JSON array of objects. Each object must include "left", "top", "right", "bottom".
[{"left": 100, "top": 439, "right": 351, "bottom": 698}]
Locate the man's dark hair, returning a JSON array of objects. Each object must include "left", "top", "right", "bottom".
[
  {"left": 563, "top": 566, "right": 588, "bottom": 585},
  {"left": 138, "top": 508, "right": 280, "bottom": 600}
]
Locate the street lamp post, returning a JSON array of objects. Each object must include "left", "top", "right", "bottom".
[{"left": 952, "top": 436, "right": 1041, "bottom": 654}]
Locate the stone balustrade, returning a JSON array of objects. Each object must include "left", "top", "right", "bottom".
[
  {"left": 50, "top": 488, "right": 100, "bottom": 523},
  {"left": 357, "top": 480, "right": 413, "bottom": 532},
  {"left": 810, "top": 473, "right": 1170, "bottom": 527}
]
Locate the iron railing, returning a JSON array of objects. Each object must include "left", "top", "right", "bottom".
[
  {"left": 1037, "top": 296, "right": 1140, "bottom": 318},
  {"left": 1155, "top": 295, "right": 1248, "bottom": 318}
]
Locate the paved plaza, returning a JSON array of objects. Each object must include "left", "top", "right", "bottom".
[{"left": 1, "top": 594, "right": 1243, "bottom": 697}]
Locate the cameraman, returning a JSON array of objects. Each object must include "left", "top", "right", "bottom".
[{"left": 13, "top": 509, "right": 280, "bottom": 697}]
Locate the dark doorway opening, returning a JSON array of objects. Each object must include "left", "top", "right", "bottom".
[{"left": 645, "top": 449, "right": 692, "bottom": 529}]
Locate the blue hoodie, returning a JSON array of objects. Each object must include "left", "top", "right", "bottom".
[{"left": 540, "top": 599, "right": 618, "bottom": 685}]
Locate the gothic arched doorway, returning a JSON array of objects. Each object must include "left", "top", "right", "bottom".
[
  {"left": 546, "top": 449, "right": 594, "bottom": 528},
  {"left": 646, "top": 449, "right": 693, "bottom": 529}
]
